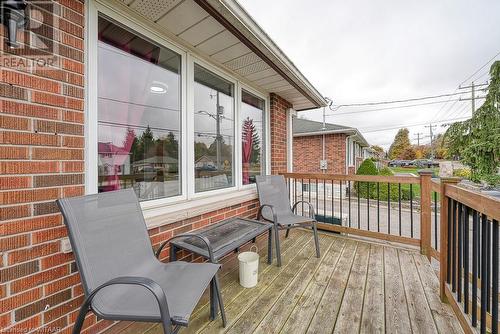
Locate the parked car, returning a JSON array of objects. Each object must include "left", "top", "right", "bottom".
[
  {"left": 410, "top": 159, "right": 439, "bottom": 168},
  {"left": 389, "top": 160, "right": 404, "bottom": 167}
]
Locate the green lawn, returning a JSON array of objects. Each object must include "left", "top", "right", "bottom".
[
  {"left": 387, "top": 167, "right": 442, "bottom": 200},
  {"left": 389, "top": 166, "right": 439, "bottom": 175}
]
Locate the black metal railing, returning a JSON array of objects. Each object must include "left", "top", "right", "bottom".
[
  {"left": 446, "top": 193, "right": 499, "bottom": 334},
  {"left": 282, "top": 173, "right": 422, "bottom": 246}
]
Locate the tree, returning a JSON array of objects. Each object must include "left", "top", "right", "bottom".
[
  {"left": 431, "top": 133, "right": 447, "bottom": 159},
  {"left": 400, "top": 146, "right": 417, "bottom": 160},
  {"left": 370, "top": 145, "right": 385, "bottom": 158},
  {"left": 445, "top": 61, "right": 500, "bottom": 181},
  {"left": 388, "top": 128, "right": 411, "bottom": 159}
]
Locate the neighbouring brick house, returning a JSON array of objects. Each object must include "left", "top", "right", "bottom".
[
  {"left": 293, "top": 118, "right": 372, "bottom": 174},
  {"left": 0, "top": 1, "right": 326, "bottom": 333}
]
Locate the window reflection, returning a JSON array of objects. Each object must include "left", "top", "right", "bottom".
[
  {"left": 241, "top": 91, "right": 265, "bottom": 185},
  {"left": 194, "top": 65, "right": 234, "bottom": 192},
  {"left": 97, "top": 17, "right": 181, "bottom": 200}
]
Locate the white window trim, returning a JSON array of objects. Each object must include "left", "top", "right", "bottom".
[
  {"left": 239, "top": 83, "right": 271, "bottom": 189},
  {"left": 189, "top": 56, "right": 239, "bottom": 198},
  {"left": 85, "top": 0, "right": 271, "bottom": 225}
]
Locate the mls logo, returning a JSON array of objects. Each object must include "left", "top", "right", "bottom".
[{"left": 1, "top": 0, "right": 58, "bottom": 63}]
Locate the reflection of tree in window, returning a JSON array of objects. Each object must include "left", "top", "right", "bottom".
[{"left": 241, "top": 90, "right": 265, "bottom": 185}]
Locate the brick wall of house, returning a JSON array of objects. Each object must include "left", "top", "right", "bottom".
[
  {"left": 293, "top": 133, "right": 347, "bottom": 174},
  {"left": 270, "top": 93, "right": 291, "bottom": 174},
  {"left": 1, "top": 1, "right": 86, "bottom": 333},
  {"left": 0, "top": 3, "right": 295, "bottom": 333}
]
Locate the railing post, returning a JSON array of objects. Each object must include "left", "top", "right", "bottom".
[
  {"left": 419, "top": 170, "right": 433, "bottom": 259},
  {"left": 439, "top": 177, "right": 461, "bottom": 302}
]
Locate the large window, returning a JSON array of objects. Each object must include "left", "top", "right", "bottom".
[
  {"left": 194, "top": 64, "right": 235, "bottom": 192},
  {"left": 97, "top": 17, "right": 181, "bottom": 201},
  {"left": 241, "top": 90, "right": 265, "bottom": 185},
  {"left": 93, "top": 13, "right": 270, "bottom": 203}
]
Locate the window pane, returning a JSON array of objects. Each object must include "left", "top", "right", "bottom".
[
  {"left": 194, "top": 64, "right": 234, "bottom": 192},
  {"left": 97, "top": 17, "right": 181, "bottom": 201},
  {"left": 241, "top": 90, "right": 265, "bottom": 185}
]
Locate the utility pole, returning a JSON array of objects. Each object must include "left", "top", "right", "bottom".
[
  {"left": 215, "top": 92, "right": 222, "bottom": 170},
  {"left": 458, "top": 82, "right": 488, "bottom": 116},
  {"left": 414, "top": 132, "right": 423, "bottom": 146},
  {"left": 424, "top": 124, "right": 437, "bottom": 159}
]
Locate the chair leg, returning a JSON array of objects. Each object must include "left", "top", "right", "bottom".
[
  {"left": 274, "top": 226, "right": 282, "bottom": 267},
  {"left": 267, "top": 228, "right": 273, "bottom": 265},
  {"left": 213, "top": 275, "right": 227, "bottom": 327},
  {"left": 72, "top": 304, "right": 89, "bottom": 334},
  {"left": 312, "top": 222, "right": 320, "bottom": 258},
  {"left": 285, "top": 227, "right": 290, "bottom": 238},
  {"left": 209, "top": 280, "right": 216, "bottom": 320},
  {"left": 169, "top": 245, "right": 176, "bottom": 262}
]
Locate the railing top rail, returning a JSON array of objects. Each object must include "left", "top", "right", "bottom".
[
  {"left": 445, "top": 183, "right": 500, "bottom": 221},
  {"left": 280, "top": 172, "right": 421, "bottom": 184},
  {"left": 431, "top": 179, "right": 441, "bottom": 193}
]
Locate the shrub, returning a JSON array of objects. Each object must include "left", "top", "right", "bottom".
[
  {"left": 453, "top": 168, "right": 471, "bottom": 179},
  {"left": 354, "top": 165, "right": 415, "bottom": 201},
  {"left": 355, "top": 159, "right": 378, "bottom": 198},
  {"left": 356, "top": 159, "right": 378, "bottom": 175},
  {"left": 482, "top": 174, "right": 500, "bottom": 187}
]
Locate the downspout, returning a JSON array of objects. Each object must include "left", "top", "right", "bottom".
[
  {"left": 322, "top": 106, "right": 326, "bottom": 174},
  {"left": 286, "top": 108, "right": 296, "bottom": 172}
]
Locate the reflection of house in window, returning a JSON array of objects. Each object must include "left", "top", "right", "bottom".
[
  {"left": 132, "top": 156, "right": 178, "bottom": 174},
  {"left": 195, "top": 155, "right": 232, "bottom": 170},
  {"left": 98, "top": 142, "right": 131, "bottom": 176}
]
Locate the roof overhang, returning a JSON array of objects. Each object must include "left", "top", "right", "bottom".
[{"left": 115, "top": 0, "right": 326, "bottom": 110}]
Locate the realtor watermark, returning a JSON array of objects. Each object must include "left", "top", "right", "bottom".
[{"left": 1, "top": 1, "right": 59, "bottom": 69}]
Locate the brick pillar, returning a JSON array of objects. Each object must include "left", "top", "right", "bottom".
[
  {"left": 0, "top": 1, "right": 86, "bottom": 333},
  {"left": 270, "top": 93, "right": 292, "bottom": 174}
]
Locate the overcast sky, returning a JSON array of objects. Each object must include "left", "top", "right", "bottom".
[{"left": 239, "top": 0, "right": 500, "bottom": 150}]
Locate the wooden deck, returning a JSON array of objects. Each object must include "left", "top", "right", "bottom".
[{"left": 103, "top": 230, "right": 462, "bottom": 334}]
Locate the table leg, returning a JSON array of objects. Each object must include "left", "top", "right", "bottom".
[
  {"left": 209, "top": 280, "right": 215, "bottom": 320},
  {"left": 267, "top": 228, "right": 273, "bottom": 264}
]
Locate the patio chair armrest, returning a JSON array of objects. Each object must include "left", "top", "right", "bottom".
[
  {"left": 292, "top": 201, "right": 316, "bottom": 219},
  {"left": 87, "top": 276, "right": 171, "bottom": 327},
  {"left": 156, "top": 234, "right": 215, "bottom": 263},
  {"left": 258, "top": 204, "right": 278, "bottom": 225}
]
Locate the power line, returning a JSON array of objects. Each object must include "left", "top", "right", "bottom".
[
  {"left": 325, "top": 98, "right": 463, "bottom": 117},
  {"left": 329, "top": 90, "right": 475, "bottom": 110},
  {"left": 458, "top": 50, "right": 500, "bottom": 87},
  {"left": 431, "top": 49, "right": 498, "bottom": 122},
  {"left": 359, "top": 116, "right": 470, "bottom": 134}
]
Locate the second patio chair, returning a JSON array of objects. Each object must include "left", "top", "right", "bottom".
[
  {"left": 256, "top": 175, "right": 320, "bottom": 266},
  {"left": 57, "top": 189, "right": 226, "bottom": 334}
]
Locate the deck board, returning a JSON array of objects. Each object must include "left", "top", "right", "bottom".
[
  {"left": 360, "top": 245, "right": 385, "bottom": 334},
  {"left": 332, "top": 242, "right": 370, "bottom": 334},
  {"left": 384, "top": 246, "right": 412, "bottom": 334},
  {"left": 399, "top": 250, "right": 438, "bottom": 333},
  {"left": 102, "top": 231, "right": 462, "bottom": 334}
]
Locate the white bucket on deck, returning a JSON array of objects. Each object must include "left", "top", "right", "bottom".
[{"left": 238, "top": 246, "right": 259, "bottom": 288}]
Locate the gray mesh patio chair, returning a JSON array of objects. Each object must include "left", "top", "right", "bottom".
[
  {"left": 57, "top": 189, "right": 226, "bottom": 334},
  {"left": 256, "top": 175, "right": 320, "bottom": 266}
]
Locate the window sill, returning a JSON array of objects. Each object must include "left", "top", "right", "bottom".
[{"left": 143, "top": 187, "right": 258, "bottom": 229}]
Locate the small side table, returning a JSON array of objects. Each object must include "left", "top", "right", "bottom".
[{"left": 169, "top": 217, "right": 274, "bottom": 264}]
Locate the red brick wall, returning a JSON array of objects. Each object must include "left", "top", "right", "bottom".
[
  {"left": 1, "top": 1, "right": 87, "bottom": 333},
  {"left": 270, "top": 93, "right": 291, "bottom": 174},
  {"left": 293, "top": 133, "right": 347, "bottom": 174}
]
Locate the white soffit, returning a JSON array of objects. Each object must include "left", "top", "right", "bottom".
[{"left": 119, "top": 0, "right": 325, "bottom": 110}]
